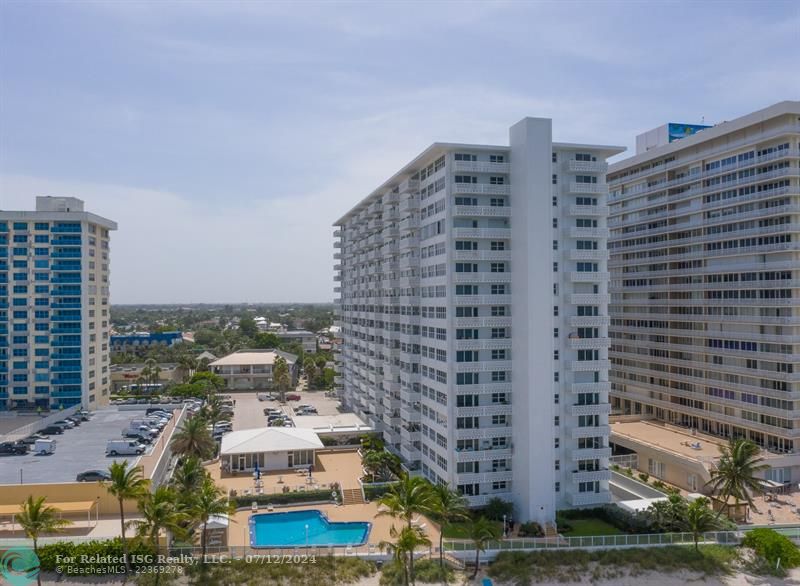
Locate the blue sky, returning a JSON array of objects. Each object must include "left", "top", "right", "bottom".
[{"left": 1, "top": 1, "right": 798, "bottom": 303}]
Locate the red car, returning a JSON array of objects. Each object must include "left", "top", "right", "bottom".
[{"left": 286, "top": 394, "right": 301, "bottom": 401}]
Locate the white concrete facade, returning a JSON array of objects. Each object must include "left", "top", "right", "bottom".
[
  {"left": 608, "top": 101, "right": 800, "bottom": 484},
  {"left": 0, "top": 197, "right": 117, "bottom": 411},
  {"left": 333, "top": 119, "right": 622, "bottom": 522}
]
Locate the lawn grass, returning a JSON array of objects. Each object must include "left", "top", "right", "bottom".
[
  {"left": 560, "top": 518, "right": 623, "bottom": 537},
  {"left": 443, "top": 519, "right": 504, "bottom": 539}
]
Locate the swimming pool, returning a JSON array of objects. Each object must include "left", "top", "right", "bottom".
[{"left": 249, "top": 510, "right": 371, "bottom": 548}]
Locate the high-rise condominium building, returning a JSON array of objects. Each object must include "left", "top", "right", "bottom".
[
  {"left": 608, "top": 101, "right": 800, "bottom": 480},
  {"left": 334, "top": 118, "right": 623, "bottom": 521},
  {"left": 0, "top": 197, "right": 117, "bottom": 411}
]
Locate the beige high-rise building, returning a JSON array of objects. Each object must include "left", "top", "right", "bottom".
[{"left": 608, "top": 101, "right": 800, "bottom": 482}]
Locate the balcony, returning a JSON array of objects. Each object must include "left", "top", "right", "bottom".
[
  {"left": 456, "top": 471, "right": 514, "bottom": 485},
  {"left": 452, "top": 228, "right": 510, "bottom": 239},
  {"left": 454, "top": 447, "right": 512, "bottom": 462},
  {"left": 569, "top": 359, "right": 611, "bottom": 372},
  {"left": 568, "top": 316, "right": 611, "bottom": 327},
  {"left": 400, "top": 444, "right": 421, "bottom": 462},
  {"left": 569, "top": 271, "right": 610, "bottom": 283},
  {"left": 568, "top": 249, "right": 609, "bottom": 261},
  {"left": 568, "top": 403, "right": 612, "bottom": 416},
  {"left": 452, "top": 273, "right": 511, "bottom": 284},
  {"left": 453, "top": 161, "right": 510, "bottom": 174},
  {"left": 572, "top": 469, "right": 612, "bottom": 483},
  {"left": 452, "top": 183, "right": 511, "bottom": 196},
  {"left": 572, "top": 425, "right": 611, "bottom": 439},
  {"left": 568, "top": 294, "right": 609, "bottom": 305},
  {"left": 568, "top": 227, "right": 610, "bottom": 239},
  {"left": 571, "top": 447, "right": 612, "bottom": 461},
  {"left": 454, "top": 338, "right": 511, "bottom": 351},
  {"left": 452, "top": 250, "right": 512, "bottom": 262},
  {"left": 453, "top": 317, "right": 512, "bottom": 328},
  {"left": 452, "top": 206, "right": 511, "bottom": 217},
  {"left": 567, "top": 337, "right": 610, "bottom": 350},
  {"left": 566, "top": 160, "right": 608, "bottom": 174},
  {"left": 568, "top": 204, "right": 608, "bottom": 217},
  {"left": 456, "top": 404, "right": 513, "bottom": 417},
  {"left": 568, "top": 182, "right": 608, "bottom": 195}
]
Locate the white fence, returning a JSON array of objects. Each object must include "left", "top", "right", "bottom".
[
  {"left": 443, "top": 530, "right": 741, "bottom": 558},
  {"left": 0, "top": 405, "right": 80, "bottom": 443}
]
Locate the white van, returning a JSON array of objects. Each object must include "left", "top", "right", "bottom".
[
  {"left": 106, "top": 440, "right": 145, "bottom": 456},
  {"left": 34, "top": 439, "right": 56, "bottom": 455}
]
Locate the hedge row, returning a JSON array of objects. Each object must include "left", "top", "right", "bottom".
[{"left": 233, "top": 489, "right": 334, "bottom": 508}]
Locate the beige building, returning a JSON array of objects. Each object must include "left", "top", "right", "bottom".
[
  {"left": 210, "top": 349, "right": 298, "bottom": 390},
  {"left": 608, "top": 102, "right": 800, "bottom": 484}
]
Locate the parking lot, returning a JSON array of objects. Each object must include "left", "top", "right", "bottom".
[
  {"left": 0, "top": 407, "right": 159, "bottom": 484},
  {"left": 230, "top": 390, "right": 343, "bottom": 432}
]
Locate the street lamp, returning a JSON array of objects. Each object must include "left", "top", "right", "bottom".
[{"left": 305, "top": 524, "right": 309, "bottom": 548}]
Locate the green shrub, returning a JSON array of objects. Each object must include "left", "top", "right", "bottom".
[
  {"left": 232, "top": 489, "right": 333, "bottom": 508},
  {"left": 364, "top": 482, "right": 397, "bottom": 501},
  {"left": 742, "top": 528, "right": 800, "bottom": 570},
  {"left": 638, "top": 472, "right": 650, "bottom": 483},
  {"left": 380, "top": 559, "right": 453, "bottom": 585},
  {"left": 518, "top": 521, "right": 544, "bottom": 537}
]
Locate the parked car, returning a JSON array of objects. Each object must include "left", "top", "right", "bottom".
[
  {"left": 0, "top": 441, "right": 28, "bottom": 455},
  {"left": 107, "top": 440, "right": 145, "bottom": 456},
  {"left": 65, "top": 417, "right": 82, "bottom": 426},
  {"left": 39, "top": 426, "right": 64, "bottom": 435},
  {"left": 124, "top": 398, "right": 137, "bottom": 404},
  {"left": 19, "top": 434, "right": 46, "bottom": 445},
  {"left": 54, "top": 420, "right": 75, "bottom": 429},
  {"left": 76, "top": 470, "right": 112, "bottom": 482},
  {"left": 123, "top": 430, "right": 153, "bottom": 443},
  {"left": 286, "top": 394, "right": 301, "bottom": 401},
  {"left": 137, "top": 398, "right": 149, "bottom": 404},
  {"left": 147, "top": 408, "right": 172, "bottom": 417}
]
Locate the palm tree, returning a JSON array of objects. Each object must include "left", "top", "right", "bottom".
[
  {"left": 466, "top": 516, "right": 502, "bottom": 578},
  {"left": 378, "top": 474, "right": 435, "bottom": 529},
  {"left": 199, "top": 394, "right": 232, "bottom": 430},
  {"left": 272, "top": 355, "right": 291, "bottom": 403},
  {"left": 104, "top": 461, "right": 150, "bottom": 573},
  {"left": 178, "top": 355, "right": 197, "bottom": 382},
  {"left": 189, "top": 477, "right": 236, "bottom": 562},
  {"left": 129, "top": 486, "right": 188, "bottom": 554},
  {"left": 706, "top": 438, "right": 768, "bottom": 519},
  {"left": 683, "top": 497, "right": 720, "bottom": 551},
  {"left": 430, "top": 483, "right": 469, "bottom": 568},
  {"left": 170, "top": 415, "right": 215, "bottom": 459},
  {"left": 379, "top": 524, "right": 431, "bottom": 586},
  {"left": 17, "top": 496, "right": 72, "bottom": 586},
  {"left": 171, "top": 456, "right": 208, "bottom": 497}
]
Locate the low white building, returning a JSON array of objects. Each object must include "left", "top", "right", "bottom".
[
  {"left": 220, "top": 427, "right": 323, "bottom": 472},
  {"left": 277, "top": 330, "right": 317, "bottom": 353}
]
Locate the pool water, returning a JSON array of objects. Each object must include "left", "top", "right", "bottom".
[{"left": 249, "top": 510, "right": 371, "bottom": 547}]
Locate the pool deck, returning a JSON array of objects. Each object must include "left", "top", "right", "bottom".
[
  {"left": 226, "top": 501, "right": 440, "bottom": 550},
  {"left": 205, "top": 448, "right": 365, "bottom": 496}
]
